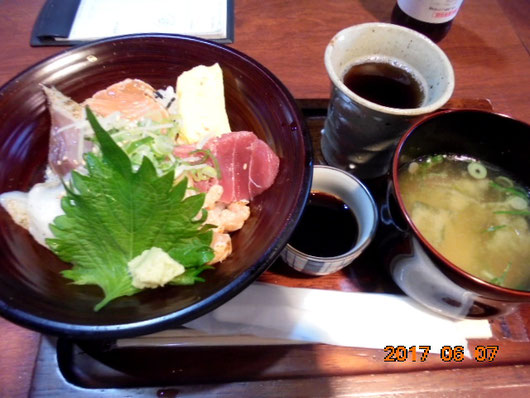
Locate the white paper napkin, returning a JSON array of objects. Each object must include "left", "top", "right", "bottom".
[
  {"left": 185, "top": 282, "right": 492, "bottom": 354},
  {"left": 67, "top": 0, "right": 228, "bottom": 41}
]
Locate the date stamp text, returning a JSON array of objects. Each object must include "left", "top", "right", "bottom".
[{"left": 383, "top": 345, "right": 499, "bottom": 362}]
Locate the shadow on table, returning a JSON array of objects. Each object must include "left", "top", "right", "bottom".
[{"left": 358, "top": 0, "right": 395, "bottom": 22}]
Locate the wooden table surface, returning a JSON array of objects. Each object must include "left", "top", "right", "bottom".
[{"left": 0, "top": 0, "right": 529, "bottom": 397}]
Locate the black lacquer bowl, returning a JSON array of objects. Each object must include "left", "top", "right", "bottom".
[
  {"left": 382, "top": 109, "right": 530, "bottom": 319},
  {"left": 0, "top": 34, "right": 312, "bottom": 338}
]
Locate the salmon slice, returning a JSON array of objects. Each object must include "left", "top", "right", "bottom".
[{"left": 83, "top": 79, "right": 170, "bottom": 122}]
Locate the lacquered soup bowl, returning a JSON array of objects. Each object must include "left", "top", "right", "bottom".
[{"left": 382, "top": 109, "right": 530, "bottom": 319}]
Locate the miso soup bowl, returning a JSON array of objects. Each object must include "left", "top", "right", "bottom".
[{"left": 381, "top": 109, "right": 530, "bottom": 319}]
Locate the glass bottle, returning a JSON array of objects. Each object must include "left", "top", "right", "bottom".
[{"left": 391, "top": 0, "right": 464, "bottom": 42}]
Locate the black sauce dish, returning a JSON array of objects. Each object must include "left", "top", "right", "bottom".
[
  {"left": 381, "top": 109, "right": 530, "bottom": 319},
  {"left": 0, "top": 34, "right": 312, "bottom": 338}
]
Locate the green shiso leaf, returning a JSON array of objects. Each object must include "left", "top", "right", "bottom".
[{"left": 46, "top": 108, "right": 214, "bottom": 311}]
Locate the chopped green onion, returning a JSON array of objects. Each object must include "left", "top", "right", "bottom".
[
  {"left": 417, "top": 155, "right": 444, "bottom": 175},
  {"left": 507, "top": 196, "right": 528, "bottom": 210},
  {"left": 124, "top": 137, "right": 154, "bottom": 155},
  {"left": 153, "top": 135, "right": 174, "bottom": 156},
  {"left": 494, "top": 210, "right": 530, "bottom": 216},
  {"left": 201, "top": 165, "right": 218, "bottom": 179},
  {"left": 188, "top": 149, "right": 222, "bottom": 179},
  {"left": 490, "top": 263, "right": 512, "bottom": 287},
  {"left": 467, "top": 162, "right": 487, "bottom": 179},
  {"left": 189, "top": 167, "right": 217, "bottom": 182},
  {"left": 427, "top": 154, "right": 444, "bottom": 164},
  {"left": 489, "top": 181, "right": 528, "bottom": 200},
  {"left": 187, "top": 149, "right": 210, "bottom": 165},
  {"left": 484, "top": 225, "right": 506, "bottom": 233},
  {"left": 494, "top": 176, "right": 513, "bottom": 188},
  {"left": 408, "top": 162, "right": 419, "bottom": 174}
]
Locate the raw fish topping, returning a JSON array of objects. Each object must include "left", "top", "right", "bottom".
[
  {"left": 0, "top": 64, "right": 280, "bottom": 310},
  {"left": 180, "top": 131, "right": 280, "bottom": 203}
]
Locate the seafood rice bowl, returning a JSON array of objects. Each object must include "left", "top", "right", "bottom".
[{"left": 0, "top": 34, "right": 312, "bottom": 338}]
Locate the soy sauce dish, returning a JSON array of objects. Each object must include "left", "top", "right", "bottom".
[
  {"left": 382, "top": 109, "right": 530, "bottom": 319},
  {"left": 282, "top": 165, "right": 378, "bottom": 275}
]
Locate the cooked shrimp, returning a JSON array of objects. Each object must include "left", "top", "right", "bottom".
[
  {"left": 206, "top": 200, "right": 250, "bottom": 233},
  {"left": 202, "top": 184, "right": 249, "bottom": 264},
  {"left": 209, "top": 232, "right": 232, "bottom": 264},
  {"left": 83, "top": 79, "right": 170, "bottom": 122},
  {"left": 221, "top": 201, "right": 250, "bottom": 232},
  {"left": 204, "top": 184, "right": 223, "bottom": 209}
]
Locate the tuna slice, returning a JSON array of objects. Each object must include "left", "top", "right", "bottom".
[
  {"left": 195, "top": 131, "right": 280, "bottom": 203},
  {"left": 248, "top": 139, "right": 280, "bottom": 198},
  {"left": 42, "top": 86, "right": 89, "bottom": 177}
]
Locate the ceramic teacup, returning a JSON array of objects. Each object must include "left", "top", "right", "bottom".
[{"left": 321, "top": 22, "right": 454, "bottom": 180}]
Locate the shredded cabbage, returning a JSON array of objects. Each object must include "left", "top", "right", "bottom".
[{"left": 89, "top": 108, "right": 218, "bottom": 179}]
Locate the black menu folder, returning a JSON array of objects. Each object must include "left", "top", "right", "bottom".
[
  {"left": 31, "top": 0, "right": 81, "bottom": 46},
  {"left": 31, "top": 0, "right": 235, "bottom": 47}
]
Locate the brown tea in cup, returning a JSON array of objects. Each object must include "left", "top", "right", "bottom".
[
  {"left": 322, "top": 23, "right": 454, "bottom": 179},
  {"left": 343, "top": 61, "right": 425, "bottom": 109}
]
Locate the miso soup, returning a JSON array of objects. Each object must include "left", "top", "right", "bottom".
[{"left": 398, "top": 155, "right": 530, "bottom": 291}]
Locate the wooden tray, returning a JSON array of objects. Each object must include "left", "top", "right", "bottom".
[{"left": 29, "top": 99, "right": 530, "bottom": 397}]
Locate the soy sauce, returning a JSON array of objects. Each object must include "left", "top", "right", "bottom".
[
  {"left": 343, "top": 62, "right": 424, "bottom": 109},
  {"left": 289, "top": 191, "right": 358, "bottom": 257}
]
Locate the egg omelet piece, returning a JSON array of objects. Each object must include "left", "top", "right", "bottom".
[{"left": 175, "top": 63, "right": 231, "bottom": 144}]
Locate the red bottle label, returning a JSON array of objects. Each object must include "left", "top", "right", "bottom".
[{"left": 397, "top": 0, "right": 463, "bottom": 24}]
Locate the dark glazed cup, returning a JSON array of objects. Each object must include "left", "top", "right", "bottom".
[
  {"left": 381, "top": 109, "right": 530, "bottom": 319},
  {"left": 322, "top": 23, "right": 454, "bottom": 180}
]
